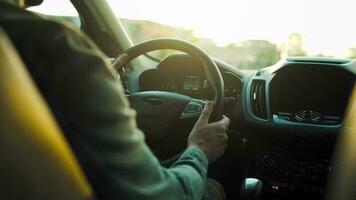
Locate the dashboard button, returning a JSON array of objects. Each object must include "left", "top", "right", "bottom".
[
  {"left": 262, "top": 154, "right": 276, "bottom": 167},
  {"left": 278, "top": 115, "right": 290, "bottom": 120}
]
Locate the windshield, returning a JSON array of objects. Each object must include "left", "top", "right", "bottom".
[{"left": 107, "top": 0, "right": 356, "bottom": 70}]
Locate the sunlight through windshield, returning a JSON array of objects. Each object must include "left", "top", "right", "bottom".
[
  {"left": 30, "top": 0, "right": 356, "bottom": 69},
  {"left": 107, "top": 0, "right": 356, "bottom": 69}
]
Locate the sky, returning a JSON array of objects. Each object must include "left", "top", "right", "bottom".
[{"left": 30, "top": 0, "right": 356, "bottom": 57}]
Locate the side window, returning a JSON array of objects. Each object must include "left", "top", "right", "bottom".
[{"left": 27, "top": 0, "right": 80, "bottom": 29}]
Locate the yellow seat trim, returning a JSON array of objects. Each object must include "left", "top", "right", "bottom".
[{"left": 0, "top": 29, "right": 93, "bottom": 199}]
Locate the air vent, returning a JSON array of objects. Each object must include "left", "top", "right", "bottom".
[{"left": 250, "top": 80, "right": 267, "bottom": 119}]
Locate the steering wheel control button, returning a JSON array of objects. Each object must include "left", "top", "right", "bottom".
[
  {"left": 184, "top": 102, "right": 203, "bottom": 113},
  {"left": 181, "top": 99, "right": 205, "bottom": 118},
  {"left": 295, "top": 110, "right": 321, "bottom": 123}
]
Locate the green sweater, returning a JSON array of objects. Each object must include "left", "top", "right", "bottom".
[{"left": 0, "top": 2, "right": 208, "bottom": 200}]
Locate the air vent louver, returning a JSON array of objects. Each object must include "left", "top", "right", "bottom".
[{"left": 250, "top": 80, "right": 267, "bottom": 119}]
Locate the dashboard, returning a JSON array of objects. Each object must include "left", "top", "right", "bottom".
[
  {"left": 139, "top": 54, "right": 243, "bottom": 101},
  {"left": 135, "top": 55, "right": 355, "bottom": 131},
  {"left": 137, "top": 56, "right": 355, "bottom": 129},
  {"left": 129, "top": 54, "right": 355, "bottom": 200}
]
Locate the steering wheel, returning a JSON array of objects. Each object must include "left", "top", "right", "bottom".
[{"left": 121, "top": 38, "right": 224, "bottom": 140}]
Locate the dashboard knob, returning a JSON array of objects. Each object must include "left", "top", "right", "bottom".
[
  {"left": 303, "top": 110, "right": 313, "bottom": 119},
  {"left": 262, "top": 154, "right": 276, "bottom": 167}
]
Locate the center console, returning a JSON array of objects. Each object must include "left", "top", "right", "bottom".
[
  {"left": 243, "top": 59, "right": 355, "bottom": 199},
  {"left": 251, "top": 136, "right": 335, "bottom": 199}
]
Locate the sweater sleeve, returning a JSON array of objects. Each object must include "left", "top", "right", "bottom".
[{"left": 36, "top": 22, "right": 209, "bottom": 200}]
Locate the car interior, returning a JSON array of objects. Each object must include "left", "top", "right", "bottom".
[{"left": 0, "top": 0, "right": 355, "bottom": 200}]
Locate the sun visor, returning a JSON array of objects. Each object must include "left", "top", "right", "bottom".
[{"left": 25, "top": 0, "right": 44, "bottom": 7}]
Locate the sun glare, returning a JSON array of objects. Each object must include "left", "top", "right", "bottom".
[
  {"left": 30, "top": 0, "right": 356, "bottom": 58},
  {"left": 108, "top": 0, "right": 356, "bottom": 57}
]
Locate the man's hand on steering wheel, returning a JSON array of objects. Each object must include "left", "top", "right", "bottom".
[
  {"left": 188, "top": 102, "right": 230, "bottom": 164},
  {"left": 115, "top": 38, "right": 228, "bottom": 164},
  {"left": 113, "top": 53, "right": 230, "bottom": 164}
]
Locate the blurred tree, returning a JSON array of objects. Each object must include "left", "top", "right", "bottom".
[
  {"left": 281, "top": 32, "right": 306, "bottom": 57},
  {"left": 347, "top": 47, "right": 356, "bottom": 59},
  {"left": 121, "top": 18, "right": 280, "bottom": 69}
]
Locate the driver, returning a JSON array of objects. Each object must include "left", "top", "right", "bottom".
[{"left": 0, "top": 0, "right": 230, "bottom": 200}]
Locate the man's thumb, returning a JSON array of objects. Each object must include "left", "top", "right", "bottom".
[{"left": 197, "top": 101, "right": 213, "bottom": 124}]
